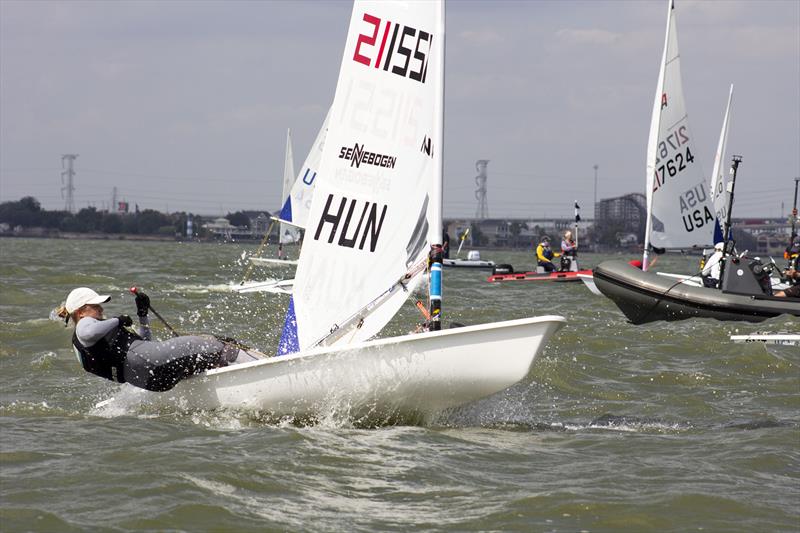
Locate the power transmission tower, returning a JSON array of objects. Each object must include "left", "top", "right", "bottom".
[
  {"left": 474, "top": 160, "right": 489, "bottom": 219},
  {"left": 61, "top": 154, "right": 78, "bottom": 213}
]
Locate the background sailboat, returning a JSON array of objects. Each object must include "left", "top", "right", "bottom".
[
  {"left": 248, "top": 128, "right": 301, "bottom": 268},
  {"left": 581, "top": 0, "right": 722, "bottom": 296},
  {"left": 642, "top": 0, "right": 719, "bottom": 270},
  {"left": 237, "top": 114, "right": 332, "bottom": 292},
  {"left": 113, "top": 0, "right": 565, "bottom": 421}
]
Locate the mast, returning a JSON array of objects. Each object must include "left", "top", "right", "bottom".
[
  {"left": 791, "top": 177, "right": 799, "bottom": 242},
  {"left": 718, "top": 155, "right": 742, "bottom": 284},
  {"left": 643, "top": 0, "right": 673, "bottom": 271},
  {"left": 428, "top": 0, "right": 446, "bottom": 331}
]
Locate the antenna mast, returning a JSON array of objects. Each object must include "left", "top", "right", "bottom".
[
  {"left": 474, "top": 160, "right": 489, "bottom": 219},
  {"left": 61, "top": 154, "right": 78, "bottom": 213}
]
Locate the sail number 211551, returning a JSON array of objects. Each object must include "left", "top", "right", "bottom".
[{"left": 353, "top": 13, "right": 433, "bottom": 84}]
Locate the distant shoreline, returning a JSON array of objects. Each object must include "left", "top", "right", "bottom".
[
  {"left": 0, "top": 230, "right": 179, "bottom": 242},
  {"left": 0, "top": 230, "right": 277, "bottom": 244}
]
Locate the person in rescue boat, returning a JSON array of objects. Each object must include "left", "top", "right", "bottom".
[
  {"left": 561, "top": 231, "right": 577, "bottom": 257},
  {"left": 701, "top": 242, "right": 725, "bottom": 288},
  {"left": 774, "top": 268, "right": 800, "bottom": 298},
  {"left": 784, "top": 235, "right": 799, "bottom": 270},
  {"left": 559, "top": 231, "right": 577, "bottom": 271},
  {"left": 56, "top": 287, "right": 238, "bottom": 392},
  {"left": 535, "top": 236, "right": 560, "bottom": 272}
]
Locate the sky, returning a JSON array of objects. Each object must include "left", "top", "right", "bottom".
[{"left": 1, "top": 0, "right": 798, "bottom": 219}]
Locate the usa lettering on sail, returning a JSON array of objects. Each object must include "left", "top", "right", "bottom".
[
  {"left": 313, "top": 193, "right": 388, "bottom": 252},
  {"left": 352, "top": 12, "right": 433, "bottom": 83},
  {"left": 678, "top": 184, "right": 713, "bottom": 232}
]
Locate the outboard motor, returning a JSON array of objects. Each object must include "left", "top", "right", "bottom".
[
  {"left": 720, "top": 256, "right": 773, "bottom": 296},
  {"left": 559, "top": 255, "right": 578, "bottom": 272},
  {"left": 492, "top": 264, "right": 514, "bottom": 275}
]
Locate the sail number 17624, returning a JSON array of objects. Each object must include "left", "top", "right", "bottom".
[{"left": 653, "top": 126, "right": 695, "bottom": 192}]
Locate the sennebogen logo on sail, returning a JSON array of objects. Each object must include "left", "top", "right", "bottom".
[{"left": 338, "top": 143, "right": 397, "bottom": 169}]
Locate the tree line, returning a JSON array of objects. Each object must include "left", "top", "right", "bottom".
[{"left": 0, "top": 196, "right": 254, "bottom": 236}]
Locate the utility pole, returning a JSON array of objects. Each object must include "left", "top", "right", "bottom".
[
  {"left": 474, "top": 160, "right": 489, "bottom": 220},
  {"left": 111, "top": 186, "right": 117, "bottom": 213},
  {"left": 593, "top": 164, "right": 599, "bottom": 221},
  {"left": 61, "top": 154, "right": 78, "bottom": 213}
]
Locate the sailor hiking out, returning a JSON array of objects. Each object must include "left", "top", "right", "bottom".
[{"left": 56, "top": 287, "right": 248, "bottom": 392}]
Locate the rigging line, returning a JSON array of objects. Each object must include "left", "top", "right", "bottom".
[
  {"left": 636, "top": 267, "right": 706, "bottom": 324},
  {"left": 238, "top": 218, "right": 277, "bottom": 286},
  {"left": 311, "top": 257, "right": 429, "bottom": 349}
]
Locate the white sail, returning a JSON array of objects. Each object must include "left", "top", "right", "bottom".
[
  {"left": 279, "top": 129, "right": 301, "bottom": 245},
  {"left": 709, "top": 84, "right": 734, "bottom": 235},
  {"left": 643, "top": 0, "right": 717, "bottom": 266},
  {"left": 279, "top": 0, "right": 442, "bottom": 354},
  {"left": 278, "top": 108, "right": 331, "bottom": 230}
]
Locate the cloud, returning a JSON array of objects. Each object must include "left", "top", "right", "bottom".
[
  {"left": 555, "top": 28, "right": 621, "bottom": 46},
  {"left": 458, "top": 29, "right": 504, "bottom": 46}
]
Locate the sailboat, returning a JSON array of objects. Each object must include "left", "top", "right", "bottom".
[
  {"left": 103, "top": 0, "right": 565, "bottom": 420},
  {"left": 249, "top": 108, "right": 332, "bottom": 269},
  {"left": 593, "top": 0, "right": 799, "bottom": 322},
  {"left": 248, "top": 128, "right": 301, "bottom": 268},
  {"left": 235, "top": 116, "right": 330, "bottom": 294},
  {"left": 231, "top": 130, "right": 300, "bottom": 293},
  {"left": 581, "top": 0, "right": 717, "bottom": 296}
]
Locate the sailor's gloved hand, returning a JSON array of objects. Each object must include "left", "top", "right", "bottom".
[
  {"left": 116, "top": 315, "right": 133, "bottom": 328},
  {"left": 135, "top": 292, "right": 150, "bottom": 317}
]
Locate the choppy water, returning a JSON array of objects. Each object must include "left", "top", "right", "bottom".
[{"left": 1, "top": 237, "right": 798, "bottom": 532}]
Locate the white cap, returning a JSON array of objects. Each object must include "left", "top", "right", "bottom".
[
  {"left": 714, "top": 242, "right": 724, "bottom": 251},
  {"left": 65, "top": 287, "right": 111, "bottom": 314}
]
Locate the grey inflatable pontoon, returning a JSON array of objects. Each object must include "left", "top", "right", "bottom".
[{"left": 593, "top": 259, "right": 800, "bottom": 325}]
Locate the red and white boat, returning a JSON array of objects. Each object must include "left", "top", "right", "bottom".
[{"left": 487, "top": 257, "right": 591, "bottom": 283}]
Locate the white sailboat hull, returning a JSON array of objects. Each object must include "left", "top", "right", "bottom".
[
  {"left": 730, "top": 334, "right": 799, "bottom": 346},
  {"left": 229, "top": 279, "right": 294, "bottom": 294},
  {"left": 249, "top": 257, "right": 298, "bottom": 266},
  {"left": 119, "top": 315, "right": 565, "bottom": 421}
]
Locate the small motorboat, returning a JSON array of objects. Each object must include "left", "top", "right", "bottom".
[
  {"left": 593, "top": 257, "right": 800, "bottom": 324},
  {"left": 443, "top": 250, "right": 495, "bottom": 269},
  {"left": 487, "top": 256, "right": 590, "bottom": 283}
]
